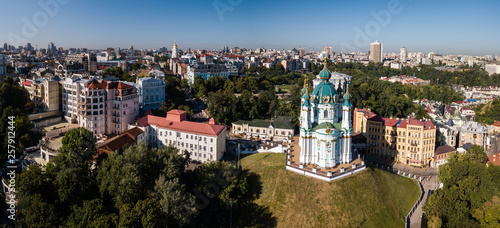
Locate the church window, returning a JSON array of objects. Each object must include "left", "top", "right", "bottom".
[{"left": 324, "top": 110, "right": 328, "bottom": 118}]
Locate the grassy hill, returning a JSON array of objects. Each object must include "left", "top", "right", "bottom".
[{"left": 240, "top": 153, "right": 420, "bottom": 227}]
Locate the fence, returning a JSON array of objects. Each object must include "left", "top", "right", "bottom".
[{"left": 406, "top": 181, "right": 424, "bottom": 228}]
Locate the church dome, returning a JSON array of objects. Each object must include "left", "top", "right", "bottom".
[
  {"left": 311, "top": 81, "right": 335, "bottom": 104},
  {"left": 319, "top": 58, "right": 331, "bottom": 81}
]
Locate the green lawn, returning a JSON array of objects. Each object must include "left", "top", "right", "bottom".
[
  {"left": 277, "top": 84, "right": 293, "bottom": 92},
  {"left": 240, "top": 153, "right": 420, "bottom": 228}
]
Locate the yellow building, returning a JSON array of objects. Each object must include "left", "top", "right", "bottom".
[
  {"left": 21, "top": 77, "right": 60, "bottom": 113},
  {"left": 355, "top": 108, "right": 436, "bottom": 167}
]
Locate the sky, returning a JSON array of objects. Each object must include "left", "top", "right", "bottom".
[{"left": 0, "top": 0, "right": 499, "bottom": 55}]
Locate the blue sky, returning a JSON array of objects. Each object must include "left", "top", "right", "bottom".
[{"left": 1, "top": 0, "right": 499, "bottom": 55}]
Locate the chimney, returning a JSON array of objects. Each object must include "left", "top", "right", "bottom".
[{"left": 209, "top": 118, "right": 216, "bottom": 125}]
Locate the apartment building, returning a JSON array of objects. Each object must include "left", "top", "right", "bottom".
[
  {"left": 354, "top": 108, "right": 436, "bottom": 167},
  {"left": 459, "top": 121, "right": 491, "bottom": 150},
  {"left": 129, "top": 110, "right": 226, "bottom": 163},
  {"left": 62, "top": 77, "right": 139, "bottom": 136},
  {"left": 21, "top": 77, "right": 60, "bottom": 113},
  {"left": 186, "top": 63, "right": 238, "bottom": 84},
  {"left": 135, "top": 77, "right": 165, "bottom": 111}
]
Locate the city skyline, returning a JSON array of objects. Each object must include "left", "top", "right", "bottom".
[{"left": 0, "top": 0, "right": 499, "bottom": 55}]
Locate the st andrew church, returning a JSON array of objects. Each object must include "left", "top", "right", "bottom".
[{"left": 299, "top": 59, "right": 354, "bottom": 168}]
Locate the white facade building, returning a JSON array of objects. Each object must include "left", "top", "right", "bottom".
[
  {"left": 62, "top": 78, "right": 139, "bottom": 136},
  {"left": 400, "top": 47, "right": 407, "bottom": 63},
  {"left": 370, "top": 41, "right": 383, "bottom": 63},
  {"left": 129, "top": 110, "right": 226, "bottom": 163}
]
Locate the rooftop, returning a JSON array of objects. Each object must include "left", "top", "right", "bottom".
[{"left": 132, "top": 110, "right": 226, "bottom": 137}]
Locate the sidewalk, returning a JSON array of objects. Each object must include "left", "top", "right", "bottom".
[{"left": 410, "top": 176, "right": 438, "bottom": 228}]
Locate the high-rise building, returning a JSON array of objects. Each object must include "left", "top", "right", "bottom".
[
  {"left": 324, "top": 46, "right": 331, "bottom": 59},
  {"left": 48, "top": 42, "right": 56, "bottom": 53},
  {"left": 3, "top": 43, "right": 7, "bottom": 51},
  {"left": 369, "top": 41, "right": 383, "bottom": 63},
  {"left": 26, "top": 43, "right": 33, "bottom": 51},
  {"left": 0, "top": 54, "right": 7, "bottom": 75},
  {"left": 172, "top": 40, "right": 179, "bottom": 58},
  {"left": 400, "top": 47, "right": 407, "bottom": 63},
  {"left": 62, "top": 78, "right": 139, "bottom": 136},
  {"left": 298, "top": 48, "right": 305, "bottom": 57}
]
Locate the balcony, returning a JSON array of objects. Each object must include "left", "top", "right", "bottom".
[
  {"left": 410, "top": 143, "right": 418, "bottom": 146},
  {"left": 112, "top": 113, "right": 120, "bottom": 117},
  {"left": 112, "top": 119, "right": 120, "bottom": 124}
]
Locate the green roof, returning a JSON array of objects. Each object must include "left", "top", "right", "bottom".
[
  {"left": 311, "top": 81, "right": 336, "bottom": 104},
  {"left": 274, "top": 116, "right": 295, "bottom": 129},
  {"left": 312, "top": 122, "right": 343, "bottom": 132}
]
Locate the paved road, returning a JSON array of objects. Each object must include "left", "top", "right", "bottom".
[{"left": 410, "top": 176, "right": 438, "bottom": 228}]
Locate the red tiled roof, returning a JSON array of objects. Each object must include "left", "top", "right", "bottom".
[
  {"left": 88, "top": 80, "right": 107, "bottom": 89},
  {"left": 117, "top": 82, "right": 133, "bottom": 89},
  {"left": 22, "top": 81, "right": 31, "bottom": 86},
  {"left": 382, "top": 118, "right": 399, "bottom": 127},
  {"left": 488, "top": 153, "right": 500, "bottom": 166},
  {"left": 357, "top": 108, "right": 378, "bottom": 119},
  {"left": 167, "top": 109, "right": 186, "bottom": 115},
  {"left": 408, "top": 119, "right": 425, "bottom": 127},
  {"left": 134, "top": 112, "right": 225, "bottom": 137},
  {"left": 97, "top": 127, "right": 144, "bottom": 155}
]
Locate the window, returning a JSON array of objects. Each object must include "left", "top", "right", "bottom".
[
  {"left": 324, "top": 110, "right": 328, "bottom": 118},
  {"left": 210, "top": 138, "right": 213, "bottom": 143}
]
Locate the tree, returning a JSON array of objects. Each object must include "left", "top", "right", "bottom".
[
  {"left": 65, "top": 199, "right": 118, "bottom": 228},
  {"left": 55, "top": 128, "right": 97, "bottom": 173},
  {"left": 97, "top": 143, "right": 195, "bottom": 226},
  {"left": 425, "top": 146, "right": 497, "bottom": 227},
  {"left": 473, "top": 195, "right": 500, "bottom": 228},
  {"left": 154, "top": 176, "right": 197, "bottom": 226}
]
